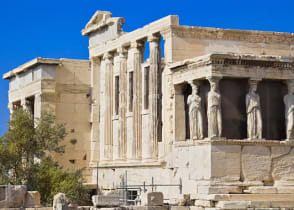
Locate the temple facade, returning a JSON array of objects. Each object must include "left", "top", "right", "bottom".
[{"left": 4, "top": 11, "right": 294, "bottom": 209}]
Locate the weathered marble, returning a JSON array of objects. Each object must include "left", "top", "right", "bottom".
[
  {"left": 187, "top": 81, "right": 203, "bottom": 140},
  {"left": 4, "top": 10, "right": 294, "bottom": 209},
  {"left": 246, "top": 80, "right": 262, "bottom": 140}
]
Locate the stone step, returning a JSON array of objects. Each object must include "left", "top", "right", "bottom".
[{"left": 191, "top": 193, "right": 294, "bottom": 201}]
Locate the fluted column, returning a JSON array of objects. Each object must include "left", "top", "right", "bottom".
[
  {"left": 100, "top": 52, "right": 113, "bottom": 161},
  {"left": 132, "top": 41, "right": 143, "bottom": 160},
  {"left": 148, "top": 34, "right": 162, "bottom": 159},
  {"left": 117, "top": 47, "right": 128, "bottom": 160},
  {"left": 90, "top": 57, "right": 101, "bottom": 164}
]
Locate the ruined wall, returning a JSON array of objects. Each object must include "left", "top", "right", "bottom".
[{"left": 53, "top": 59, "right": 92, "bottom": 182}]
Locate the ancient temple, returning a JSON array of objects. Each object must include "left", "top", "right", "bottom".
[{"left": 4, "top": 11, "right": 294, "bottom": 209}]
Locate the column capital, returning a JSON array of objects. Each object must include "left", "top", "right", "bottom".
[
  {"left": 206, "top": 76, "right": 222, "bottom": 86},
  {"left": 285, "top": 79, "right": 294, "bottom": 89},
  {"left": 130, "top": 41, "right": 143, "bottom": 49},
  {"left": 91, "top": 56, "right": 101, "bottom": 63},
  {"left": 147, "top": 34, "right": 160, "bottom": 43},
  {"left": 117, "top": 47, "right": 128, "bottom": 58},
  {"left": 103, "top": 52, "right": 113, "bottom": 61},
  {"left": 249, "top": 78, "right": 262, "bottom": 82}
]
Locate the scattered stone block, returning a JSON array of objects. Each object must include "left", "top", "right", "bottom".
[
  {"left": 53, "top": 193, "right": 70, "bottom": 210},
  {"left": 194, "top": 199, "right": 212, "bottom": 207},
  {"left": 216, "top": 200, "right": 249, "bottom": 209},
  {"left": 91, "top": 195, "right": 120, "bottom": 207},
  {"left": 169, "top": 207, "right": 189, "bottom": 210},
  {"left": 0, "top": 185, "right": 27, "bottom": 208},
  {"left": 25, "top": 191, "right": 41, "bottom": 208},
  {"left": 245, "top": 186, "right": 277, "bottom": 194},
  {"left": 147, "top": 192, "right": 163, "bottom": 206}
]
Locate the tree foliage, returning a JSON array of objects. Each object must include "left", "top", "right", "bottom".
[{"left": 0, "top": 109, "right": 91, "bottom": 206}]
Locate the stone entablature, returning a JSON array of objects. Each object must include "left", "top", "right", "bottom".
[
  {"left": 168, "top": 25, "right": 294, "bottom": 44},
  {"left": 170, "top": 53, "right": 294, "bottom": 84}
]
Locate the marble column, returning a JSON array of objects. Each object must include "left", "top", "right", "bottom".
[
  {"left": 246, "top": 79, "right": 262, "bottom": 140},
  {"left": 132, "top": 41, "right": 143, "bottom": 160},
  {"left": 207, "top": 77, "right": 222, "bottom": 139},
  {"left": 21, "top": 98, "right": 30, "bottom": 111},
  {"left": 90, "top": 57, "right": 101, "bottom": 164},
  {"left": 34, "top": 93, "right": 42, "bottom": 121},
  {"left": 148, "top": 34, "right": 162, "bottom": 159},
  {"left": 187, "top": 80, "right": 204, "bottom": 140},
  {"left": 284, "top": 80, "right": 294, "bottom": 141},
  {"left": 100, "top": 52, "right": 113, "bottom": 161},
  {"left": 117, "top": 47, "right": 128, "bottom": 160}
]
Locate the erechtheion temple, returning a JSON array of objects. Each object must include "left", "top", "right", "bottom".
[{"left": 4, "top": 11, "right": 294, "bottom": 209}]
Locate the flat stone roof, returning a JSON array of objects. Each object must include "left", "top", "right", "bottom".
[
  {"left": 3, "top": 58, "right": 89, "bottom": 80},
  {"left": 3, "top": 58, "right": 61, "bottom": 80}
]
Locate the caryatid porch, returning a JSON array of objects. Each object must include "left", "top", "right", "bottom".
[
  {"left": 171, "top": 53, "right": 294, "bottom": 142},
  {"left": 169, "top": 52, "right": 294, "bottom": 198}
]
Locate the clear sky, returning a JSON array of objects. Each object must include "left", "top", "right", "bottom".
[{"left": 0, "top": 0, "right": 293, "bottom": 135}]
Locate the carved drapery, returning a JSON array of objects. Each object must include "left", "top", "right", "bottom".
[
  {"left": 246, "top": 79, "right": 262, "bottom": 140},
  {"left": 187, "top": 81, "right": 203, "bottom": 140},
  {"left": 207, "top": 77, "right": 222, "bottom": 139},
  {"left": 284, "top": 80, "right": 294, "bottom": 141}
]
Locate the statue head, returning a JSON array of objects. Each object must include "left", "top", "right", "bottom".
[
  {"left": 188, "top": 81, "right": 199, "bottom": 95},
  {"left": 249, "top": 80, "right": 258, "bottom": 92},
  {"left": 207, "top": 77, "right": 220, "bottom": 92},
  {"left": 287, "top": 80, "right": 294, "bottom": 94}
]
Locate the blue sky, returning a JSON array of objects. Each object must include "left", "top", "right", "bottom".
[{"left": 0, "top": 0, "right": 293, "bottom": 135}]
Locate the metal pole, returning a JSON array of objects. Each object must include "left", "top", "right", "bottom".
[
  {"left": 151, "top": 177, "right": 154, "bottom": 192},
  {"left": 179, "top": 178, "right": 182, "bottom": 194},
  {"left": 96, "top": 162, "right": 99, "bottom": 195},
  {"left": 125, "top": 170, "right": 128, "bottom": 205}
]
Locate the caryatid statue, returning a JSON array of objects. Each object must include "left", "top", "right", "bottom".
[
  {"left": 187, "top": 81, "right": 203, "bottom": 140},
  {"left": 207, "top": 77, "right": 222, "bottom": 139},
  {"left": 246, "top": 80, "right": 262, "bottom": 139},
  {"left": 284, "top": 80, "right": 294, "bottom": 140}
]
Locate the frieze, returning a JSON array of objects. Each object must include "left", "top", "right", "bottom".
[
  {"left": 170, "top": 25, "right": 294, "bottom": 44},
  {"left": 170, "top": 54, "right": 294, "bottom": 74}
]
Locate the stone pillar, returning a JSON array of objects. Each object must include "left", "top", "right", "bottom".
[
  {"left": 132, "top": 41, "right": 143, "bottom": 160},
  {"left": 246, "top": 79, "right": 262, "bottom": 140},
  {"left": 34, "top": 93, "right": 42, "bottom": 121},
  {"left": 207, "top": 77, "right": 222, "bottom": 139},
  {"left": 100, "top": 52, "right": 113, "bottom": 161},
  {"left": 90, "top": 57, "right": 101, "bottom": 164},
  {"left": 21, "top": 98, "right": 30, "bottom": 111},
  {"left": 118, "top": 47, "right": 128, "bottom": 160},
  {"left": 148, "top": 34, "right": 162, "bottom": 159}
]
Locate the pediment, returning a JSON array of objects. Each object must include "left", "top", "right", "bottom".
[{"left": 82, "top": 11, "right": 125, "bottom": 36}]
